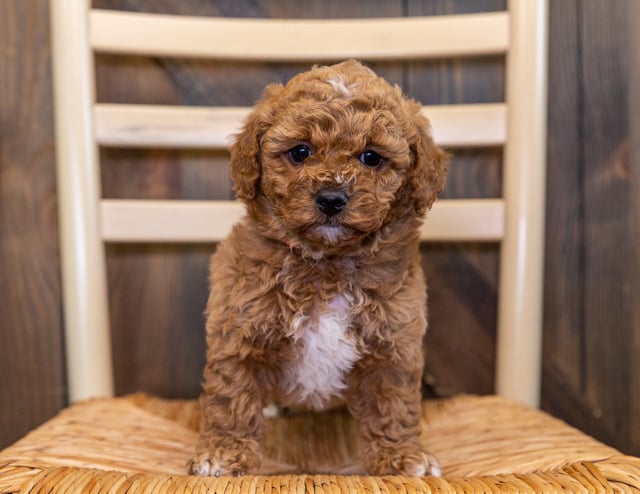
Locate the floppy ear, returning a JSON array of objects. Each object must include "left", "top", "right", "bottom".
[
  {"left": 229, "top": 83, "right": 284, "bottom": 201},
  {"left": 408, "top": 102, "right": 450, "bottom": 215}
]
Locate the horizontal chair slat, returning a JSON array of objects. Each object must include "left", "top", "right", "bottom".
[
  {"left": 421, "top": 199, "right": 504, "bottom": 242},
  {"left": 100, "top": 199, "right": 504, "bottom": 243},
  {"left": 90, "top": 10, "right": 509, "bottom": 60},
  {"left": 94, "top": 105, "right": 245, "bottom": 149},
  {"left": 94, "top": 103, "right": 506, "bottom": 149}
]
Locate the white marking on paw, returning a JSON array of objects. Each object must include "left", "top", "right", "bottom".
[
  {"left": 190, "top": 459, "right": 211, "bottom": 476},
  {"left": 262, "top": 404, "right": 281, "bottom": 418},
  {"left": 189, "top": 457, "right": 227, "bottom": 477},
  {"left": 409, "top": 453, "right": 441, "bottom": 478},
  {"left": 412, "top": 463, "right": 427, "bottom": 477},
  {"left": 210, "top": 462, "right": 224, "bottom": 477}
]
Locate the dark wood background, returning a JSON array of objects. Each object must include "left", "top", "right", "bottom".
[{"left": 1, "top": 0, "right": 638, "bottom": 455}]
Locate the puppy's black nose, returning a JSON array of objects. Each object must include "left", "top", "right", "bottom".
[{"left": 315, "top": 189, "right": 348, "bottom": 217}]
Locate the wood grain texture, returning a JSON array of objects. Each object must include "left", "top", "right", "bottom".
[
  {"left": 0, "top": 0, "right": 66, "bottom": 447},
  {"left": 542, "top": 0, "right": 638, "bottom": 454},
  {"left": 629, "top": 0, "right": 640, "bottom": 456},
  {"left": 580, "top": 0, "right": 633, "bottom": 453},
  {"left": 542, "top": 0, "right": 584, "bottom": 403},
  {"left": 540, "top": 0, "right": 607, "bottom": 443}
]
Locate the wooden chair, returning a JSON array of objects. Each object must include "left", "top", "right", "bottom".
[{"left": 1, "top": 0, "right": 639, "bottom": 492}]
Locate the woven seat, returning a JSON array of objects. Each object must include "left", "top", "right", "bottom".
[{"left": 1, "top": 394, "right": 639, "bottom": 493}]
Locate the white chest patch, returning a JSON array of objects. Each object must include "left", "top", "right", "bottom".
[{"left": 286, "top": 295, "right": 359, "bottom": 410}]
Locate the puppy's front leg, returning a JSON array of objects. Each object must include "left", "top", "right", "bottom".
[
  {"left": 189, "top": 356, "right": 265, "bottom": 477},
  {"left": 347, "top": 358, "right": 441, "bottom": 477}
]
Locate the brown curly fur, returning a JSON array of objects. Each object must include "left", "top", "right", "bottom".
[{"left": 189, "top": 60, "right": 448, "bottom": 477}]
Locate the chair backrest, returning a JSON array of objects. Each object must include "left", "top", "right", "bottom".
[{"left": 50, "top": 0, "right": 547, "bottom": 407}]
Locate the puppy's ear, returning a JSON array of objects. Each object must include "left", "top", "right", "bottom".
[
  {"left": 230, "top": 83, "right": 284, "bottom": 200},
  {"left": 408, "top": 102, "right": 450, "bottom": 215}
]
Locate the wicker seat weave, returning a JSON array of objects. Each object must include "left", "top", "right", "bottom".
[{"left": 1, "top": 394, "right": 639, "bottom": 493}]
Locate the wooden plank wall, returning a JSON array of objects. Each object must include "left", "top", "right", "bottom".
[
  {"left": 0, "top": 0, "right": 638, "bottom": 456},
  {"left": 542, "top": 0, "right": 639, "bottom": 453},
  {"left": 0, "top": 0, "right": 66, "bottom": 447}
]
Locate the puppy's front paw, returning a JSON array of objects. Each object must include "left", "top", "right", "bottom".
[
  {"left": 188, "top": 438, "right": 261, "bottom": 477},
  {"left": 188, "top": 452, "right": 227, "bottom": 477},
  {"left": 366, "top": 446, "right": 441, "bottom": 477},
  {"left": 399, "top": 451, "right": 441, "bottom": 478}
]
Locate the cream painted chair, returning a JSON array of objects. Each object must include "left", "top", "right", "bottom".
[
  {"left": 57, "top": 4, "right": 543, "bottom": 408},
  {"left": 1, "top": 1, "right": 639, "bottom": 493}
]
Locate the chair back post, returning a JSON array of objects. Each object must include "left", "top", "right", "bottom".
[
  {"left": 50, "top": 0, "right": 114, "bottom": 401},
  {"left": 496, "top": 0, "right": 548, "bottom": 407}
]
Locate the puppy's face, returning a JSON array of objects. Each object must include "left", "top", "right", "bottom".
[{"left": 231, "top": 60, "right": 447, "bottom": 252}]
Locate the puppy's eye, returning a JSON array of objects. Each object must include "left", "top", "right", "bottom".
[
  {"left": 359, "top": 149, "right": 384, "bottom": 168},
  {"left": 287, "top": 144, "right": 312, "bottom": 164}
]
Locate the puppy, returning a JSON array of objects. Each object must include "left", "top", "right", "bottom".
[{"left": 189, "top": 60, "right": 448, "bottom": 477}]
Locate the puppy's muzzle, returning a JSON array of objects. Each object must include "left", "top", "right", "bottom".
[{"left": 315, "top": 189, "right": 348, "bottom": 217}]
